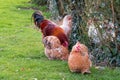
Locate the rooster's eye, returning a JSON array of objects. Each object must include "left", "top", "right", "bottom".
[{"left": 68, "top": 17, "right": 71, "bottom": 20}]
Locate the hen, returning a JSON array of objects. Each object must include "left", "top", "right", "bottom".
[
  {"left": 68, "top": 41, "right": 92, "bottom": 74},
  {"left": 32, "top": 11, "right": 69, "bottom": 47},
  {"left": 43, "top": 36, "right": 69, "bottom": 60},
  {"left": 60, "top": 15, "right": 72, "bottom": 38}
]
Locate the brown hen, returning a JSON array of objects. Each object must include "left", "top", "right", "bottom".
[
  {"left": 68, "top": 41, "right": 92, "bottom": 74},
  {"left": 43, "top": 36, "right": 69, "bottom": 60}
]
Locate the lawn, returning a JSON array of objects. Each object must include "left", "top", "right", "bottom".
[{"left": 0, "top": 0, "right": 120, "bottom": 80}]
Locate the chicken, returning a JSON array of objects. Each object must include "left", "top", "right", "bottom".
[
  {"left": 60, "top": 15, "right": 72, "bottom": 38},
  {"left": 32, "top": 11, "right": 69, "bottom": 47},
  {"left": 43, "top": 36, "right": 69, "bottom": 60},
  {"left": 68, "top": 41, "right": 92, "bottom": 74}
]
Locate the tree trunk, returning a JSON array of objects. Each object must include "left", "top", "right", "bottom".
[{"left": 48, "top": 0, "right": 120, "bottom": 66}]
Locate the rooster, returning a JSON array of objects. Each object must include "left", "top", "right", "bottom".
[
  {"left": 60, "top": 15, "right": 72, "bottom": 38},
  {"left": 68, "top": 41, "right": 92, "bottom": 74},
  {"left": 32, "top": 11, "right": 69, "bottom": 47},
  {"left": 43, "top": 36, "right": 69, "bottom": 60}
]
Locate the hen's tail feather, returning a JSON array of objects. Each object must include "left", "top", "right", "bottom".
[{"left": 32, "top": 11, "right": 44, "bottom": 25}]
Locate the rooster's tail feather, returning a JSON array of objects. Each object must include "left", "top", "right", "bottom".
[{"left": 32, "top": 11, "right": 44, "bottom": 26}]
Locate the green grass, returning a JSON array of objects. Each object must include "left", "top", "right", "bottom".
[{"left": 0, "top": 0, "right": 120, "bottom": 80}]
